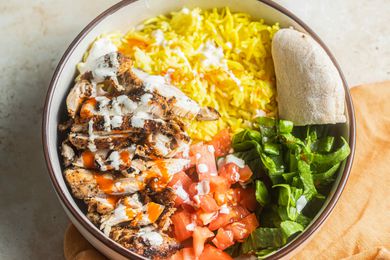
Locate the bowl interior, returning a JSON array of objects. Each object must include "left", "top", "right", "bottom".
[{"left": 43, "top": 0, "right": 354, "bottom": 259}]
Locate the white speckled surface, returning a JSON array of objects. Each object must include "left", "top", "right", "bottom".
[{"left": 0, "top": 0, "right": 388, "bottom": 259}]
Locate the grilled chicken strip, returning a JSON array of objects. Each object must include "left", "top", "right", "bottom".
[
  {"left": 131, "top": 68, "right": 220, "bottom": 121},
  {"left": 68, "top": 132, "right": 145, "bottom": 151},
  {"left": 71, "top": 147, "right": 140, "bottom": 172},
  {"left": 66, "top": 51, "right": 219, "bottom": 121},
  {"left": 65, "top": 158, "right": 189, "bottom": 198},
  {"left": 66, "top": 80, "right": 93, "bottom": 118},
  {"left": 100, "top": 193, "right": 165, "bottom": 235},
  {"left": 64, "top": 168, "right": 145, "bottom": 199},
  {"left": 110, "top": 225, "right": 180, "bottom": 259}
]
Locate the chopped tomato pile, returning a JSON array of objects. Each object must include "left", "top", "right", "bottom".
[{"left": 169, "top": 129, "right": 259, "bottom": 259}]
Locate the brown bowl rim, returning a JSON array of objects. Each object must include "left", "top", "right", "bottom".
[{"left": 42, "top": 0, "right": 356, "bottom": 259}]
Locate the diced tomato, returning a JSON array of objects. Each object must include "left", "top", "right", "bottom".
[
  {"left": 199, "top": 194, "right": 219, "bottom": 213},
  {"left": 214, "top": 191, "right": 228, "bottom": 206},
  {"left": 189, "top": 142, "right": 204, "bottom": 156},
  {"left": 181, "top": 238, "right": 194, "bottom": 248},
  {"left": 188, "top": 182, "right": 199, "bottom": 199},
  {"left": 171, "top": 210, "right": 193, "bottom": 242},
  {"left": 218, "top": 163, "right": 240, "bottom": 184},
  {"left": 212, "top": 228, "right": 234, "bottom": 250},
  {"left": 193, "top": 226, "right": 214, "bottom": 257},
  {"left": 232, "top": 205, "right": 251, "bottom": 220},
  {"left": 196, "top": 210, "right": 218, "bottom": 226},
  {"left": 169, "top": 249, "right": 183, "bottom": 260},
  {"left": 209, "top": 176, "right": 230, "bottom": 193},
  {"left": 168, "top": 171, "right": 193, "bottom": 206},
  {"left": 169, "top": 172, "right": 192, "bottom": 190},
  {"left": 199, "top": 244, "right": 233, "bottom": 260},
  {"left": 236, "top": 186, "right": 258, "bottom": 211},
  {"left": 182, "top": 247, "right": 196, "bottom": 260},
  {"left": 225, "top": 213, "right": 259, "bottom": 241},
  {"left": 208, "top": 212, "right": 231, "bottom": 231},
  {"left": 207, "top": 129, "right": 232, "bottom": 157},
  {"left": 229, "top": 188, "right": 242, "bottom": 204},
  {"left": 208, "top": 205, "right": 250, "bottom": 231},
  {"left": 191, "top": 144, "right": 218, "bottom": 180},
  {"left": 169, "top": 247, "right": 195, "bottom": 260},
  {"left": 239, "top": 165, "right": 253, "bottom": 182},
  {"left": 213, "top": 189, "right": 240, "bottom": 206},
  {"left": 182, "top": 203, "right": 196, "bottom": 213}
]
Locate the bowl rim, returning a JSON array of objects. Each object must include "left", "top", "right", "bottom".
[{"left": 42, "top": 0, "right": 356, "bottom": 259}]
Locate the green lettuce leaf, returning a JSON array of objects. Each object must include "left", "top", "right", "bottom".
[{"left": 255, "top": 180, "right": 270, "bottom": 206}]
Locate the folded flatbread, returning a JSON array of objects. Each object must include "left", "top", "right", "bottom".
[{"left": 272, "top": 28, "right": 346, "bottom": 125}]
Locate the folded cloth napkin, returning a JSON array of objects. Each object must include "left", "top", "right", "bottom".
[{"left": 63, "top": 82, "right": 390, "bottom": 260}]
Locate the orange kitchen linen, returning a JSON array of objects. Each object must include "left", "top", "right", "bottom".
[{"left": 63, "top": 82, "right": 390, "bottom": 260}]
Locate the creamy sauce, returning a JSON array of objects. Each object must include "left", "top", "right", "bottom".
[
  {"left": 87, "top": 119, "right": 97, "bottom": 152},
  {"left": 173, "top": 181, "right": 190, "bottom": 202},
  {"left": 138, "top": 226, "right": 164, "bottom": 246},
  {"left": 79, "top": 38, "right": 119, "bottom": 85},
  {"left": 186, "top": 223, "right": 196, "bottom": 231},
  {"left": 198, "top": 40, "right": 225, "bottom": 68},
  {"left": 219, "top": 204, "right": 230, "bottom": 214},
  {"left": 131, "top": 111, "right": 152, "bottom": 128},
  {"left": 225, "top": 154, "right": 246, "bottom": 168},
  {"left": 108, "top": 151, "right": 121, "bottom": 170},
  {"left": 152, "top": 29, "right": 165, "bottom": 46},
  {"left": 132, "top": 68, "right": 201, "bottom": 118},
  {"left": 198, "top": 163, "right": 209, "bottom": 173},
  {"left": 196, "top": 180, "right": 210, "bottom": 195}
]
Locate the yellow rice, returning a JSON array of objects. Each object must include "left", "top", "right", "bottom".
[{"left": 89, "top": 7, "right": 279, "bottom": 141}]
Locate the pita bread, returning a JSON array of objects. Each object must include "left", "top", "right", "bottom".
[{"left": 272, "top": 28, "right": 346, "bottom": 125}]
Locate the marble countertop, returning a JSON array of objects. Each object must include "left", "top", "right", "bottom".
[{"left": 0, "top": 0, "right": 388, "bottom": 259}]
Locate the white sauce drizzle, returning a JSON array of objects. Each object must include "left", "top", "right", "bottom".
[
  {"left": 186, "top": 223, "right": 196, "bottom": 231},
  {"left": 207, "top": 145, "right": 215, "bottom": 154},
  {"left": 131, "top": 111, "right": 152, "bottom": 128},
  {"left": 132, "top": 68, "right": 200, "bottom": 118},
  {"left": 111, "top": 115, "right": 123, "bottom": 128},
  {"left": 173, "top": 181, "right": 190, "bottom": 202},
  {"left": 198, "top": 163, "right": 209, "bottom": 173},
  {"left": 225, "top": 154, "right": 246, "bottom": 168},
  {"left": 219, "top": 204, "right": 230, "bottom": 214},
  {"left": 152, "top": 29, "right": 165, "bottom": 46},
  {"left": 198, "top": 40, "right": 225, "bottom": 67},
  {"left": 79, "top": 38, "right": 118, "bottom": 75},
  {"left": 108, "top": 151, "right": 120, "bottom": 170},
  {"left": 87, "top": 119, "right": 97, "bottom": 152},
  {"left": 196, "top": 180, "right": 210, "bottom": 195},
  {"left": 138, "top": 226, "right": 164, "bottom": 246}
]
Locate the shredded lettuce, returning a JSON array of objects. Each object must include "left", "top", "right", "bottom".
[{"left": 231, "top": 117, "right": 351, "bottom": 257}]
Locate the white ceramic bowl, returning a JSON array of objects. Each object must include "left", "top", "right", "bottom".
[{"left": 42, "top": 1, "right": 355, "bottom": 259}]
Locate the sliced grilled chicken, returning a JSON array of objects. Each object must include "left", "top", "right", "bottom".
[
  {"left": 110, "top": 225, "right": 180, "bottom": 259},
  {"left": 100, "top": 193, "right": 165, "bottom": 235},
  {"left": 132, "top": 68, "right": 220, "bottom": 121},
  {"left": 71, "top": 147, "right": 138, "bottom": 171},
  {"left": 61, "top": 141, "right": 75, "bottom": 167},
  {"left": 64, "top": 168, "right": 145, "bottom": 199},
  {"left": 68, "top": 132, "right": 145, "bottom": 151},
  {"left": 66, "top": 80, "right": 94, "bottom": 118},
  {"left": 65, "top": 157, "right": 189, "bottom": 198},
  {"left": 85, "top": 195, "right": 120, "bottom": 215}
]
